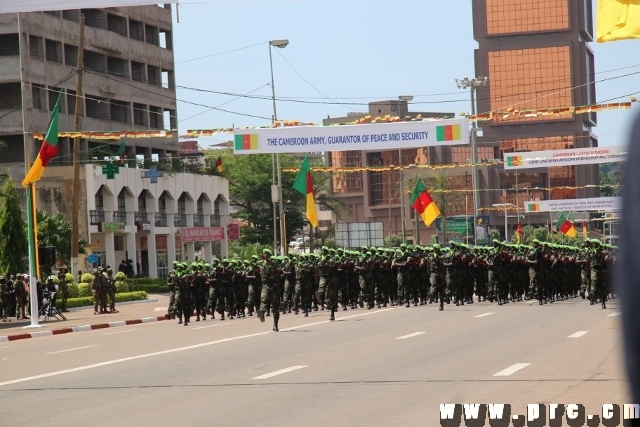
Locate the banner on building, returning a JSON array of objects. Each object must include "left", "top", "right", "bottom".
[
  {"left": 524, "top": 197, "right": 622, "bottom": 213},
  {"left": 180, "top": 227, "right": 225, "bottom": 243},
  {"left": 2, "top": 1, "right": 177, "bottom": 14},
  {"left": 435, "top": 216, "right": 491, "bottom": 246},
  {"left": 233, "top": 119, "right": 469, "bottom": 155},
  {"left": 503, "top": 146, "right": 626, "bottom": 170}
]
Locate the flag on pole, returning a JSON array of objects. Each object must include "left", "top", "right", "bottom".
[
  {"left": 215, "top": 156, "right": 224, "bottom": 173},
  {"left": 516, "top": 222, "right": 522, "bottom": 244},
  {"left": 582, "top": 221, "right": 588, "bottom": 238},
  {"left": 116, "top": 141, "right": 126, "bottom": 165},
  {"left": 557, "top": 213, "right": 578, "bottom": 238},
  {"left": 292, "top": 155, "right": 318, "bottom": 227},
  {"left": 22, "top": 92, "right": 61, "bottom": 187},
  {"left": 409, "top": 177, "right": 441, "bottom": 227},
  {"left": 596, "top": 0, "right": 640, "bottom": 42}
]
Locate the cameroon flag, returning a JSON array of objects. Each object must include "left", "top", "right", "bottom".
[
  {"left": 215, "top": 156, "right": 224, "bottom": 173},
  {"left": 596, "top": 0, "right": 640, "bottom": 42},
  {"left": 292, "top": 154, "right": 318, "bottom": 227},
  {"left": 22, "top": 92, "right": 61, "bottom": 187},
  {"left": 557, "top": 213, "right": 578, "bottom": 238},
  {"left": 409, "top": 177, "right": 441, "bottom": 227}
]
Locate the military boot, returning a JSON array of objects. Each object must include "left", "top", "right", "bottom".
[
  {"left": 273, "top": 319, "right": 279, "bottom": 332},
  {"left": 257, "top": 310, "right": 265, "bottom": 322},
  {"left": 439, "top": 300, "right": 444, "bottom": 311},
  {"left": 329, "top": 307, "right": 335, "bottom": 321}
]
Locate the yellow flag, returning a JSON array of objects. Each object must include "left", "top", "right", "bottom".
[{"left": 597, "top": 0, "right": 640, "bottom": 42}]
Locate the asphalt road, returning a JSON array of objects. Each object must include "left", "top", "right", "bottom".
[{"left": 0, "top": 298, "right": 630, "bottom": 426}]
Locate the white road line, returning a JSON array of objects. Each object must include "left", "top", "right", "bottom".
[
  {"left": 252, "top": 365, "right": 308, "bottom": 380},
  {"left": 568, "top": 331, "right": 588, "bottom": 338},
  {"left": 0, "top": 306, "right": 395, "bottom": 387},
  {"left": 493, "top": 363, "right": 531, "bottom": 377},
  {"left": 607, "top": 312, "right": 621, "bottom": 317},
  {"left": 194, "top": 322, "right": 231, "bottom": 330},
  {"left": 154, "top": 308, "right": 166, "bottom": 312},
  {"left": 474, "top": 312, "right": 494, "bottom": 318},
  {"left": 102, "top": 329, "right": 136, "bottom": 335},
  {"left": 47, "top": 345, "right": 97, "bottom": 355},
  {"left": 396, "top": 332, "right": 425, "bottom": 340}
]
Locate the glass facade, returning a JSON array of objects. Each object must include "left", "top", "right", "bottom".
[
  {"left": 488, "top": 46, "right": 573, "bottom": 123},
  {"left": 499, "top": 135, "right": 574, "bottom": 153},
  {"left": 331, "top": 150, "right": 363, "bottom": 194},
  {"left": 486, "top": 0, "right": 569, "bottom": 35}
]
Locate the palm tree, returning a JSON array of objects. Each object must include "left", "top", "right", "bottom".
[{"left": 36, "top": 210, "right": 88, "bottom": 266}]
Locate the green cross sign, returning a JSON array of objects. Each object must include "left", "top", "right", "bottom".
[{"left": 102, "top": 162, "right": 120, "bottom": 179}]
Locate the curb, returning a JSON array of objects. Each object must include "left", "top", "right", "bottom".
[
  {"left": 0, "top": 315, "right": 169, "bottom": 343},
  {"left": 65, "top": 297, "right": 159, "bottom": 312}
]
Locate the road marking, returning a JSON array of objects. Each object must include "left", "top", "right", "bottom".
[
  {"left": 493, "top": 363, "right": 531, "bottom": 377},
  {"left": 568, "top": 331, "right": 588, "bottom": 338},
  {"left": 396, "top": 332, "right": 425, "bottom": 340},
  {"left": 47, "top": 345, "right": 97, "bottom": 355},
  {"left": 194, "top": 322, "right": 231, "bottom": 330},
  {"left": 154, "top": 308, "right": 166, "bottom": 312},
  {"left": 253, "top": 365, "right": 308, "bottom": 380},
  {"left": 102, "top": 329, "right": 136, "bottom": 335},
  {"left": 0, "top": 307, "right": 395, "bottom": 387},
  {"left": 474, "top": 312, "right": 494, "bottom": 318},
  {"left": 607, "top": 312, "right": 621, "bottom": 317}
]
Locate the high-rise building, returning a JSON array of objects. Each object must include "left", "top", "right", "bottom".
[
  {"left": 473, "top": 0, "right": 599, "bottom": 233},
  {"left": 0, "top": 6, "right": 179, "bottom": 181}
]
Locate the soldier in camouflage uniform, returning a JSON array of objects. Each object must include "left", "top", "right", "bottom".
[
  {"left": 0, "top": 276, "right": 10, "bottom": 322},
  {"left": 257, "top": 248, "right": 280, "bottom": 331}
]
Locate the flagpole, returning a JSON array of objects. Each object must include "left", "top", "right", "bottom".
[{"left": 25, "top": 183, "right": 43, "bottom": 329}]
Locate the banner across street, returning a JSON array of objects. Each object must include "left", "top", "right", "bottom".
[
  {"left": 233, "top": 118, "right": 469, "bottom": 154},
  {"left": 525, "top": 197, "right": 622, "bottom": 213},
  {"left": 503, "top": 145, "right": 627, "bottom": 170}
]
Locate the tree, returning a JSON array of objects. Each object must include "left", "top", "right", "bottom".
[
  {"left": 35, "top": 210, "right": 88, "bottom": 266},
  {"left": 0, "top": 179, "right": 28, "bottom": 274},
  {"left": 423, "top": 171, "right": 465, "bottom": 245}
]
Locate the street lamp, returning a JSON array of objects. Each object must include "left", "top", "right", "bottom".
[
  {"left": 269, "top": 39, "right": 289, "bottom": 255},
  {"left": 397, "top": 96, "right": 413, "bottom": 243},
  {"left": 492, "top": 203, "right": 515, "bottom": 242},
  {"left": 456, "top": 76, "right": 488, "bottom": 244}
]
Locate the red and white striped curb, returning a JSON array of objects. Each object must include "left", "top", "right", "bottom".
[{"left": 0, "top": 316, "right": 169, "bottom": 343}]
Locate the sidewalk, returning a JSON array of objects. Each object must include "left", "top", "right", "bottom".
[{"left": 0, "top": 294, "right": 170, "bottom": 341}]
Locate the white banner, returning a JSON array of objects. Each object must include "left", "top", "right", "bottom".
[
  {"left": 1, "top": 0, "right": 177, "bottom": 14},
  {"left": 503, "top": 145, "right": 627, "bottom": 170},
  {"left": 524, "top": 197, "right": 622, "bottom": 213},
  {"left": 233, "top": 118, "right": 469, "bottom": 154}
]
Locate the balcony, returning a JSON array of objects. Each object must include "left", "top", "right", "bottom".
[
  {"left": 134, "top": 213, "right": 148, "bottom": 224},
  {"left": 90, "top": 210, "right": 105, "bottom": 225},
  {"left": 193, "top": 214, "right": 205, "bottom": 227},
  {"left": 112, "top": 211, "right": 127, "bottom": 225},
  {"left": 154, "top": 213, "right": 167, "bottom": 227},
  {"left": 174, "top": 214, "right": 187, "bottom": 227},
  {"left": 210, "top": 215, "right": 221, "bottom": 227}
]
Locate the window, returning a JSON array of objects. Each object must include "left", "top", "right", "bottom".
[
  {"left": 67, "top": 89, "right": 79, "bottom": 116},
  {"left": 147, "top": 65, "right": 160, "bottom": 86},
  {"left": 159, "top": 29, "right": 172, "bottom": 50},
  {"left": 486, "top": 0, "right": 569, "bottom": 35},
  {"left": 129, "top": 19, "right": 144, "bottom": 41},
  {"left": 31, "top": 85, "right": 45, "bottom": 110},
  {"left": 86, "top": 95, "right": 109, "bottom": 120},
  {"left": 110, "top": 100, "right": 130, "bottom": 124},
  {"left": 131, "top": 61, "right": 145, "bottom": 82},
  {"left": 64, "top": 44, "right": 78, "bottom": 67},
  {"left": 114, "top": 236, "right": 124, "bottom": 251},
  {"left": 48, "top": 88, "right": 65, "bottom": 113},
  {"left": 0, "top": 34, "right": 19, "bottom": 57},
  {"left": 45, "top": 39, "right": 62, "bottom": 63},
  {"left": 145, "top": 25, "right": 159, "bottom": 45},
  {"left": 149, "top": 106, "right": 162, "bottom": 128},
  {"left": 85, "top": 50, "right": 107, "bottom": 73},
  {"left": 44, "top": 11, "right": 60, "bottom": 17},
  {"left": 62, "top": 10, "right": 79, "bottom": 22},
  {"left": 82, "top": 9, "right": 107, "bottom": 30},
  {"left": 107, "top": 13, "right": 127, "bottom": 37},
  {"left": 133, "top": 103, "right": 147, "bottom": 126},
  {"left": 29, "top": 36, "right": 43, "bottom": 58},
  {"left": 107, "top": 56, "right": 128, "bottom": 78}
]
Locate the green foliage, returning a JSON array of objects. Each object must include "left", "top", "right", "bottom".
[
  {"left": 532, "top": 226, "right": 549, "bottom": 243},
  {"left": 599, "top": 163, "right": 623, "bottom": 197},
  {"left": 0, "top": 179, "right": 27, "bottom": 275},
  {"left": 384, "top": 235, "right": 404, "bottom": 248},
  {"left": 77, "top": 283, "right": 92, "bottom": 297},
  {"left": 81, "top": 273, "right": 94, "bottom": 283},
  {"left": 115, "top": 271, "right": 126, "bottom": 280},
  {"left": 228, "top": 242, "right": 271, "bottom": 260},
  {"left": 65, "top": 273, "right": 75, "bottom": 283},
  {"left": 490, "top": 229, "right": 501, "bottom": 243},
  {"left": 56, "top": 291, "right": 148, "bottom": 309},
  {"left": 36, "top": 210, "right": 88, "bottom": 264},
  {"left": 67, "top": 283, "right": 80, "bottom": 298},
  {"left": 115, "top": 280, "right": 129, "bottom": 293}
]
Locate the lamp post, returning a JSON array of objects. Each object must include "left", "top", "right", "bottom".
[
  {"left": 269, "top": 39, "right": 289, "bottom": 255},
  {"left": 398, "top": 95, "right": 413, "bottom": 244},
  {"left": 493, "top": 203, "right": 515, "bottom": 242},
  {"left": 456, "top": 77, "right": 488, "bottom": 244}
]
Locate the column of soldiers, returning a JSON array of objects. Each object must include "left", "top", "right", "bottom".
[
  {"left": 91, "top": 266, "right": 119, "bottom": 315},
  {"left": 164, "top": 239, "right": 618, "bottom": 330}
]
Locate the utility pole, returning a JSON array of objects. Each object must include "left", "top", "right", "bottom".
[{"left": 71, "top": 15, "right": 85, "bottom": 277}]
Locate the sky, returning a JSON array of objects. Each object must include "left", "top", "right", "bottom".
[{"left": 171, "top": 0, "right": 640, "bottom": 148}]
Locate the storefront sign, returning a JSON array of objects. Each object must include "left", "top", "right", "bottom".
[
  {"left": 180, "top": 227, "right": 225, "bottom": 242},
  {"left": 228, "top": 224, "right": 240, "bottom": 240},
  {"left": 234, "top": 118, "right": 469, "bottom": 154},
  {"left": 525, "top": 197, "right": 622, "bottom": 213},
  {"left": 101, "top": 222, "right": 125, "bottom": 232},
  {"left": 503, "top": 146, "right": 626, "bottom": 170}
]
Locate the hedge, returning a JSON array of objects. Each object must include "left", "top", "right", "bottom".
[{"left": 55, "top": 291, "right": 148, "bottom": 309}]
